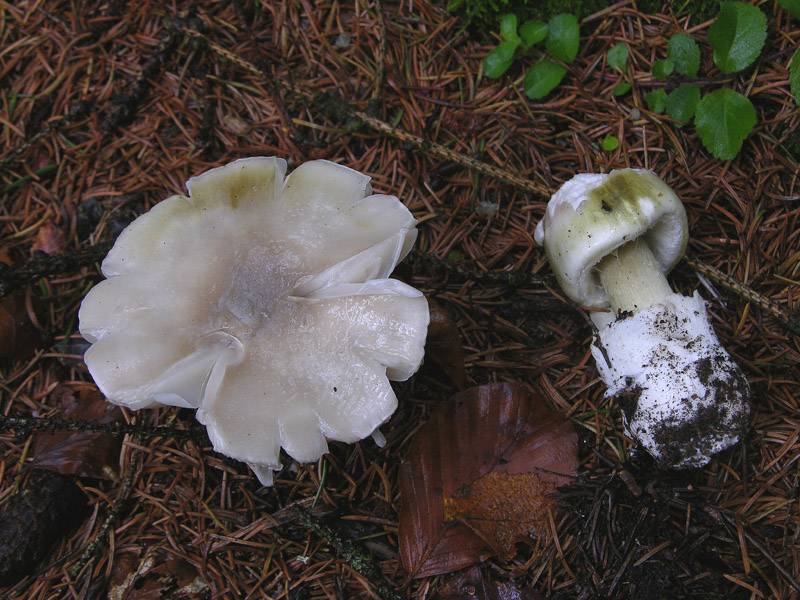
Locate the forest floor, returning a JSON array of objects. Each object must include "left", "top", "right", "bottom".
[{"left": 1, "top": 1, "right": 799, "bottom": 599}]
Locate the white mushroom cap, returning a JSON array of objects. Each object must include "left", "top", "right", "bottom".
[
  {"left": 533, "top": 169, "right": 688, "bottom": 309},
  {"left": 79, "top": 157, "right": 429, "bottom": 485}
]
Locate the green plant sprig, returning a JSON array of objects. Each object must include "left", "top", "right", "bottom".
[
  {"left": 636, "top": 1, "right": 773, "bottom": 160},
  {"left": 483, "top": 2, "right": 799, "bottom": 161},
  {"left": 483, "top": 12, "right": 580, "bottom": 100}
]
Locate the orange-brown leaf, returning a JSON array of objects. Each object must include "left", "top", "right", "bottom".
[
  {"left": 444, "top": 471, "right": 555, "bottom": 561},
  {"left": 399, "top": 383, "right": 578, "bottom": 578}
]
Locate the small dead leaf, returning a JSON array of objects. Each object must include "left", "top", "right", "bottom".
[
  {"left": 0, "top": 292, "right": 41, "bottom": 358},
  {"left": 33, "top": 222, "right": 66, "bottom": 255},
  {"left": 441, "top": 110, "right": 484, "bottom": 138},
  {"left": 222, "top": 114, "right": 251, "bottom": 135},
  {"left": 399, "top": 383, "right": 578, "bottom": 578},
  {"left": 109, "top": 548, "right": 210, "bottom": 600},
  {"left": 439, "top": 566, "right": 546, "bottom": 600},
  {"left": 33, "top": 386, "right": 123, "bottom": 479},
  {"left": 425, "top": 301, "right": 466, "bottom": 390}
]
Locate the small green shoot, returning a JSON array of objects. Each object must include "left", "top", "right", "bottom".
[
  {"left": 665, "top": 85, "right": 700, "bottom": 126},
  {"left": 606, "top": 43, "right": 628, "bottom": 71},
  {"left": 646, "top": 89, "right": 668, "bottom": 114},
  {"left": 652, "top": 59, "right": 674, "bottom": 81},
  {"left": 776, "top": 0, "right": 800, "bottom": 19},
  {"left": 667, "top": 34, "right": 700, "bottom": 77},
  {"left": 601, "top": 135, "right": 620, "bottom": 151},
  {"left": 545, "top": 14, "right": 579, "bottom": 63},
  {"left": 519, "top": 20, "right": 548, "bottom": 49},
  {"left": 607, "top": 43, "right": 630, "bottom": 95},
  {"left": 790, "top": 51, "right": 800, "bottom": 103},
  {"left": 644, "top": 2, "right": 769, "bottom": 160},
  {"left": 695, "top": 88, "right": 756, "bottom": 160},
  {"left": 524, "top": 61, "right": 568, "bottom": 99},
  {"left": 707, "top": 2, "right": 767, "bottom": 74},
  {"left": 484, "top": 41, "right": 519, "bottom": 78}
]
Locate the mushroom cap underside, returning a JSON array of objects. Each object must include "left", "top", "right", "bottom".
[{"left": 79, "top": 157, "right": 429, "bottom": 478}]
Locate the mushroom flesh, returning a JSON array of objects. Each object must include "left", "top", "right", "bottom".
[
  {"left": 79, "top": 157, "right": 429, "bottom": 484},
  {"left": 534, "top": 169, "right": 750, "bottom": 468}
]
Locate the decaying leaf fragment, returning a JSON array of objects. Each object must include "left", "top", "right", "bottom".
[
  {"left": 108, "top": 549, "right": 209, "bottom": 600},
  {"left": 425, "top": 300, "right": 466, "bottom": 390},
  {"left": 445, "top": 470, "right": 556, "bottom": 561},
  {"left": 399, "top": 383, "right": 578, "bottom": 578},
  {"left": 33, "top": 386, "right": 123, "bottom": 479}
]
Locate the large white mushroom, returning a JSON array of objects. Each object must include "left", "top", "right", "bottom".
[
  {"left": 534, "top": 169, "right": 750, "bottom": 468},
  {"left": 79, "top": 157, "right": 429, "bottom": 485}
]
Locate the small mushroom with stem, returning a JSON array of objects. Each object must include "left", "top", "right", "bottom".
[
  {"left": 79, "top": 157, "right": 429, "bottom": 485},
  {"left": 534, "top": 169, "right": 750, "bottom": 468}
]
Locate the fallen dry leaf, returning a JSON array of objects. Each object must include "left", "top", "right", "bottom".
[
  {"left": 33, "top": 386, "right": 123, "bottom": 480},
  {"left": 0, "top": 292, "right": 40, "bottom": 358},
  {"left": 32, "top": 222, "right": 66, "bottom": 255},
  {"left": 425, "top": 300, "right": 466, "bottom": 390},
  {"left": 108, "top": 548, "right": 210, "bottom": 600},
  {"left": 399, "top": 383, "right": 578, "bottom": 578}
]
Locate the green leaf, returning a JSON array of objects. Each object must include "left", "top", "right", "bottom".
[
  {"left": 665, "top": 85, "right": 700, "bottom": 125},
  {"left": 790, "top": 50, "right": 800, "bottom": 105},
  {"left": 524, "top": 61, "right": 568, "bottom": 99},
  {"left": 484, "top": 40, "right": 520, "bottom": 78},
  {"left": 646, "top": 89, "right": 668, "bottom": 114},
  {"left": 607, "top": 43, "right": 628, "bottom": 71},
  {"left": 601, "top": 135, "right": 620, "bottom": 151},
  {"left": 695, "top": 88, "right": 757, "bottom": 160},
  {"left": 707, "top": 2, "right": 767, "bottom": 74},
  {"left": 546, "top": 14, "right": 580, "bottom": 63},
  {"left": 652, "top": 58, "right": 675, "bottom": 81},
  {"left": 613, "top": 82, "right": 631, "bottom": 96},
  {"left": 776, "top": 0, "right": 800, "bottom": 19},
  {"left": 500, "top": 14, "right": 520, "bottom": 43},
  {"left": 519, "top": 20, "right": 548, "bottom": 50},
  {"left": 667, "top": 34, "right": 700, "bottom": 77}
]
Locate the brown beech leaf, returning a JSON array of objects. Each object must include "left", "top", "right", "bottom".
[
  {"left": 425, "top": 300, "right": 466, "bottom": 390},
  {"left": 399, "top": 383, "right": 578, "bottom": 578},
  {"left": 33, "top": 387, "right": 123, "bottom": 479}
]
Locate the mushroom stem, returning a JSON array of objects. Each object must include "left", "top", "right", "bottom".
[{"left": 595, "top": 239, "right": 674, "bottom": 317}]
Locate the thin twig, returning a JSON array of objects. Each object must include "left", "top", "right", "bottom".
[
  {"left": 0, "top": 414, "right": 208, "bottom": 443},
  {"left": 685, "top": 256, "right": 800, "bottom": 336},
  {"left": 69, "top": 455, "right": 138, "bottom": 579},
  {"left": 293, "top": 505, "right": 402, "bottom": 600},
  {"left": 0, "top": 241, "right": 113, "bottom": 299}
]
